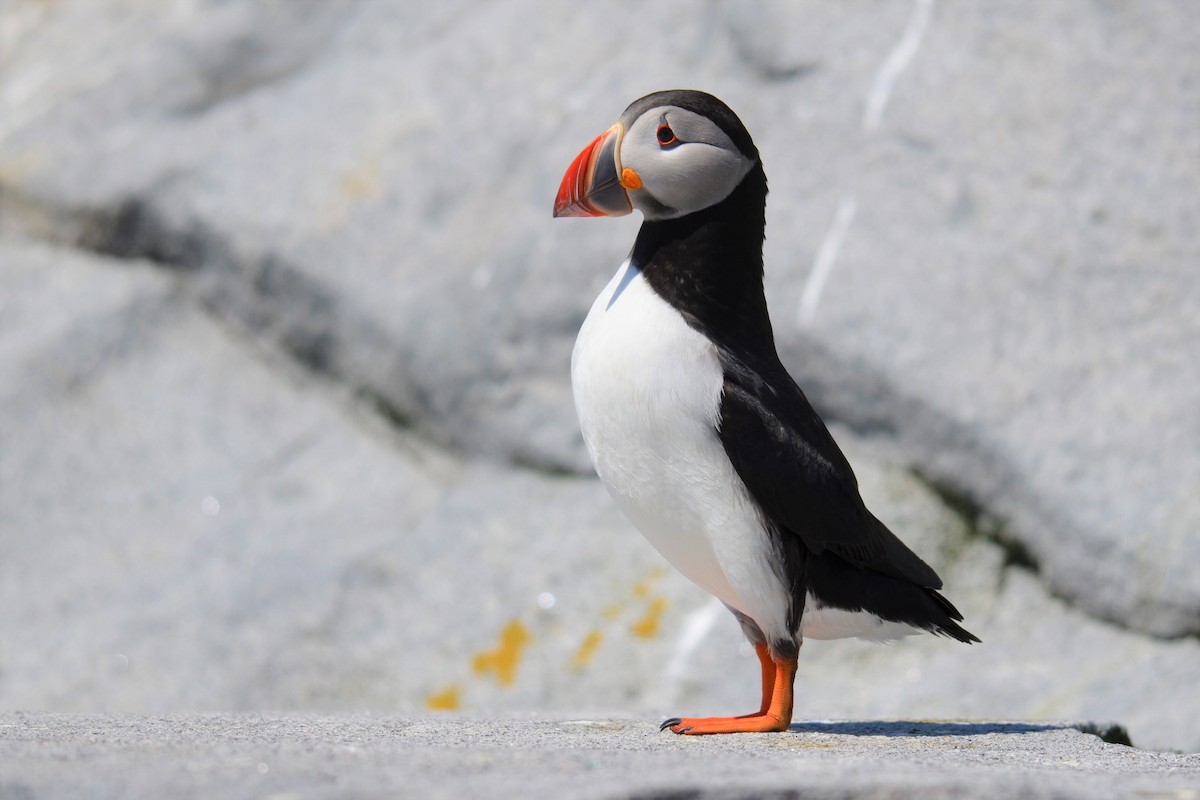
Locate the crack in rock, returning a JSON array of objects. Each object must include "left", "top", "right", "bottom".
[{"left": 68, "top": 198, "right": 435, "bottom": 449}]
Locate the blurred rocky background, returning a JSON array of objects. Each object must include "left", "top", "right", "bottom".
[{"left": 1, "top": 0, "right": 1196, "bottom": 753}]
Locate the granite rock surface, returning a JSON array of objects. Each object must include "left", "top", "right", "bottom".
[{"left": 1, "top": 714, "right": 1197, "bottom": 800}]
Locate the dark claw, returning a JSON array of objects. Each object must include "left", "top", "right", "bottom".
[
  {"left": 660, "top": 718, "right": 683, "bottom": 732},
  {"left": 675, "top": 726, "right": 693, "bottom": 735}
]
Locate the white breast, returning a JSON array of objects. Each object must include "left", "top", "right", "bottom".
[{"left": 571, "top": 261, "right": 792, "bottom": 644}]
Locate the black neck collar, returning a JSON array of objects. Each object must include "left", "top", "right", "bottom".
[{"left": 632, "top": 163, "right": 776, "bottom": 359}]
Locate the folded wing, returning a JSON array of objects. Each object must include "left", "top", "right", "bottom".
[{"left": 716, "top": 349, "right": 943, "bottom": 590}]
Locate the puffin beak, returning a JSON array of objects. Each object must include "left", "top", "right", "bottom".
[{"left": 553, "top": 123, "right": 633, "bottom": 218}]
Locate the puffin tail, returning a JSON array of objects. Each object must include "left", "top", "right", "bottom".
[
  {"left": 805, "top": 550, "right": 981, "bottom": 644},
  {"left": 923, "top": 588, "right": 981, "bottom": 644}
]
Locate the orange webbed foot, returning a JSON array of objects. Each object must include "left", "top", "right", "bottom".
[
  {"left": 660, "top": 713, "right": 790, "bottom": 735},
  {"left": 659, "top": 645, "right": 798, "bottom": 736}
]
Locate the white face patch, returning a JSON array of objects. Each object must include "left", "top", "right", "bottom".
[{"left": 619, "top": 106, "right": 755, "bottom": 220}]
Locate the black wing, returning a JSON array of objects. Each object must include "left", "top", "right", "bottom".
[{"left": 716, "top": 348, "right": 943, "bottom": 589}]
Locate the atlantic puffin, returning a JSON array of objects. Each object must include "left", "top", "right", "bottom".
[{"left": 554, "top": 90, "right": 978, "bottom": 735}]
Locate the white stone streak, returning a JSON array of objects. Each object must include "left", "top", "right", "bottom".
[
  {"left": 863, "top": 0, "right": 934, "bottom": 132},
  {"left": 658, "top": 598, "right": 725, "bottom": 705},
  {"left": 797, "top": 196, "right": 857, "bottom": 328},
  {"left": 797, "top": 0, "right": 933, "bottom": 328}
]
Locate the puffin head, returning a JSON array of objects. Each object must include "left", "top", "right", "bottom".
[{"left": 553, "top": 90, "right": 759, "bottom": 222}]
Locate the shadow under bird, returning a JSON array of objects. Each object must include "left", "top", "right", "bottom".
[{"left": 554, "top": 90, "right": 978, "bottom": 735}]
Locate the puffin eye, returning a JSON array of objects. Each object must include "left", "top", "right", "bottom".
[{"left": 656, "top": 123, "right": 678, "bottom": 147}]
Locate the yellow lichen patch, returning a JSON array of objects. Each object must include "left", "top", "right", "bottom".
[
  {"left": 632, "top": 566, "right": 667, "bottom": 599},
  {"left": 631, "top": 596, "right": 669, "bottom": 639},
  {"left": 570, "top": 630, "right": 604, "bottom": 670},
  {"left": 425, "top": 685, "right": 462, "bottom": 711},
  {"left": 340, "top": 161, "right": 382, "bottom": 199},
  {"left": 471, "top": 619, "right": 532, "bottom": 687},
  {"left": 602, "top": 603, "right": 622, "bottom": 621}
]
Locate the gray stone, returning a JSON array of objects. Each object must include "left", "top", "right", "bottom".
[
  {"left": 759, "top": 0, "right": 1200, "bottom": 641},
  {"left": 0, "top": 237, "right": 459, "bottom": 711},
  {"left": 2, "top": 0, "right": 1196, "bottom": 637},
  {"left": 1, "top": 239, "right": 1195, "bottom": 751},
  {"left": 0, "top": 713, "right": 1196, "bottom": 800}
]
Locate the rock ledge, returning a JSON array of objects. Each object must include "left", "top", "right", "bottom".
[{"left": 1, "top": 713, "right": 1196, "bottom": 800}]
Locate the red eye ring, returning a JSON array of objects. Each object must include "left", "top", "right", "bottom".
[{"left": 656, "top": 123, "right": 678, "bottom": 147}]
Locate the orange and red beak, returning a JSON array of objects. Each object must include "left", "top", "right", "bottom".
[{"left": 553, "top": 122, "right": 635, "bottom": 218}]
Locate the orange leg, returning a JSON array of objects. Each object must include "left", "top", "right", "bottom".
[
  {"left": 661, "top": 645, "right": 797, "bottom": 735},
  {"left": 737, "top": 642, "right": 775, "bottom": 718}
]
